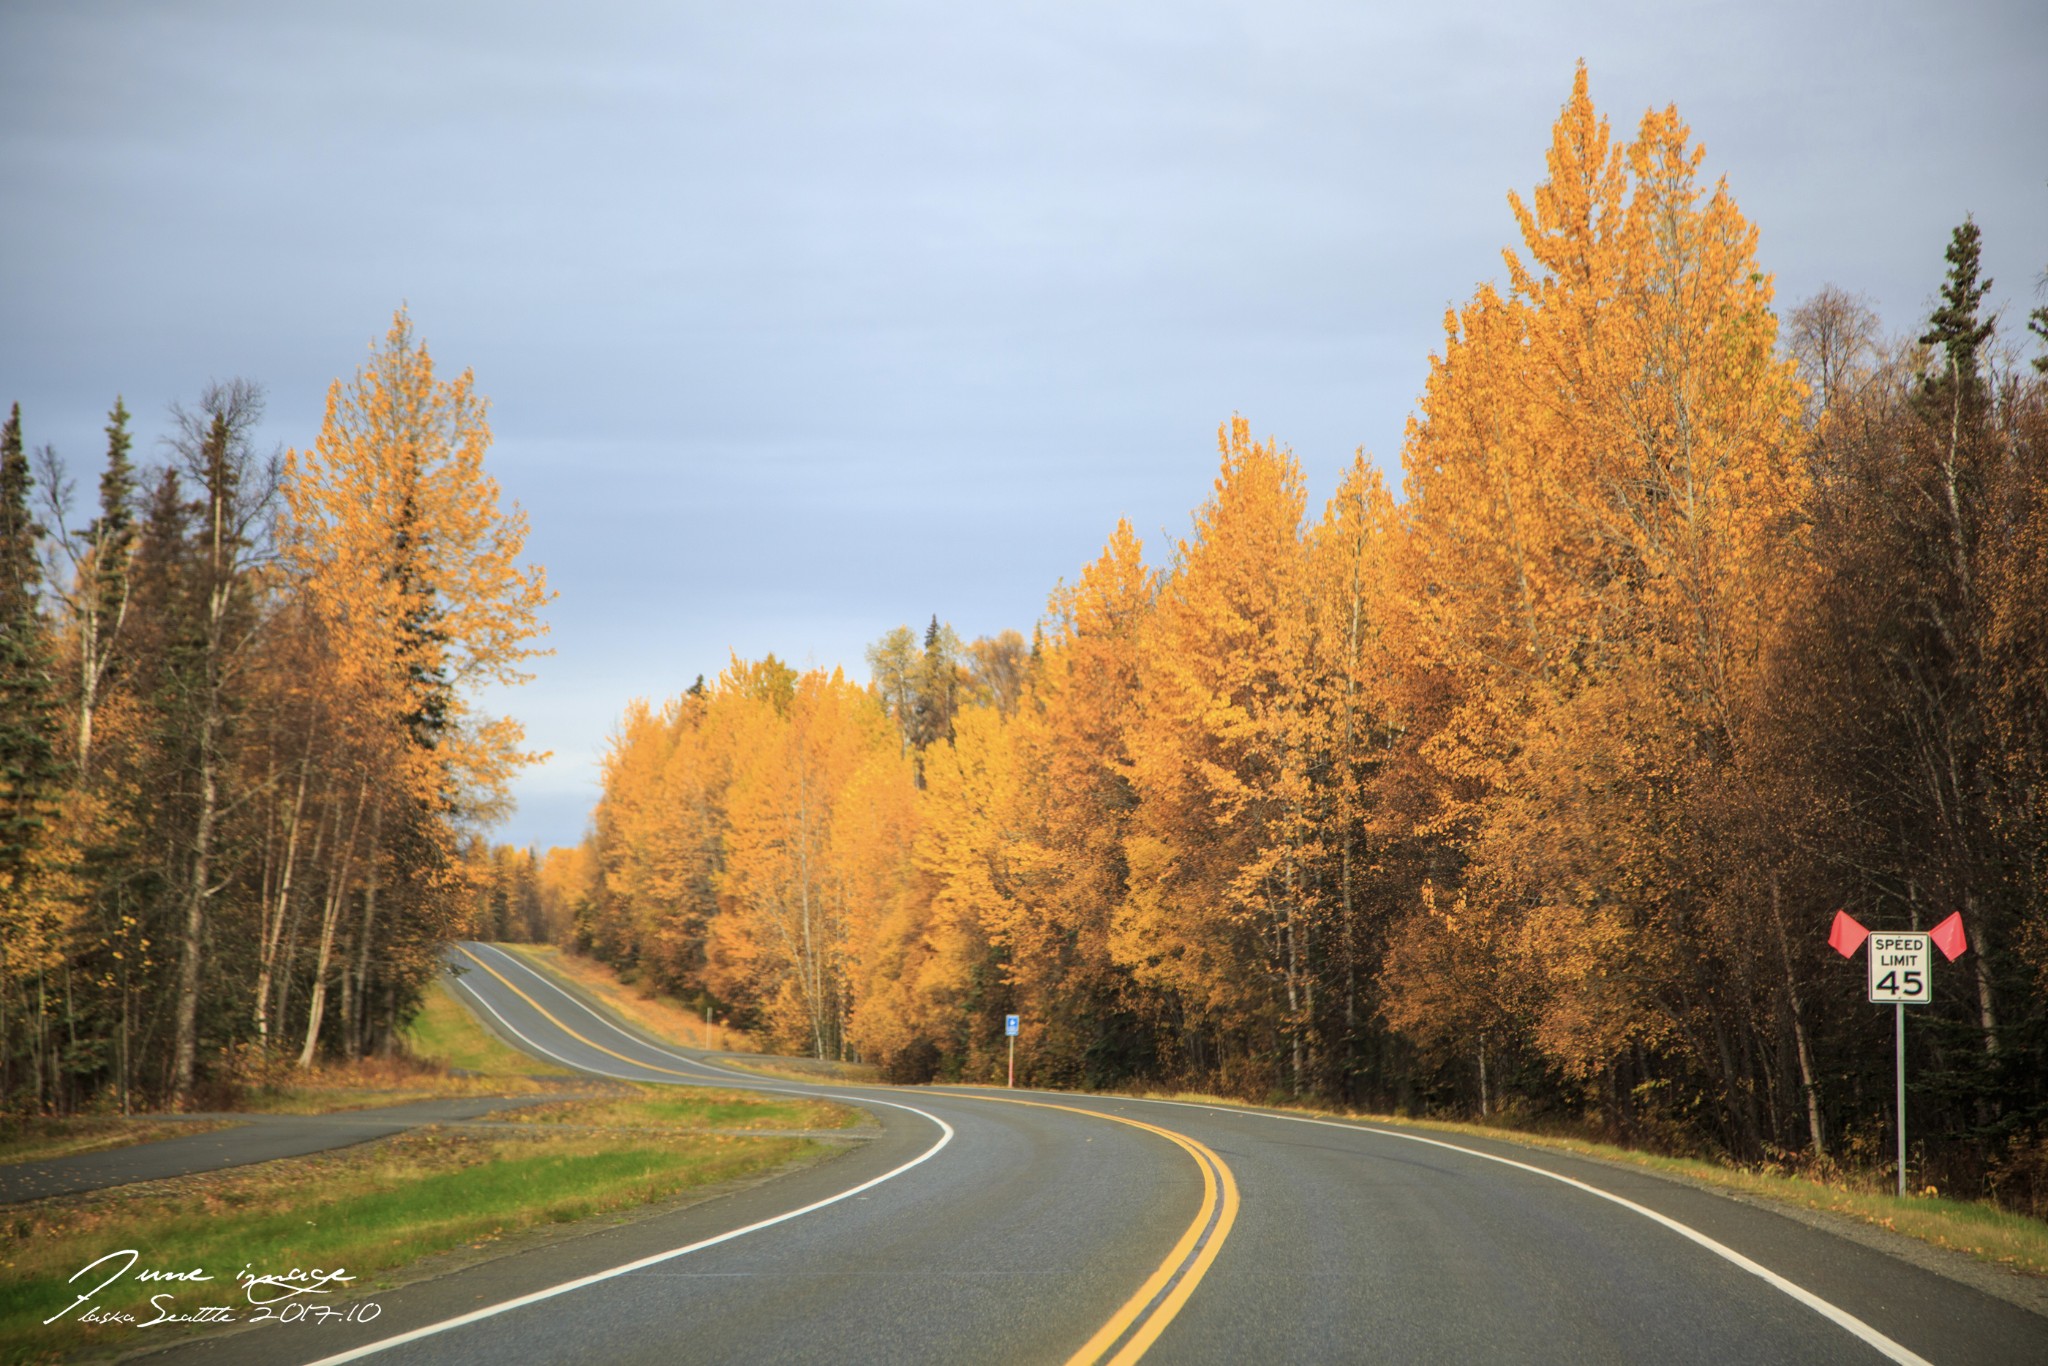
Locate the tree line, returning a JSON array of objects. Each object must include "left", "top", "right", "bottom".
[
  {"left": 566, "top": 71, "right": 2048, "bottom": 1204},
  {"left": 0, "top": 311, "right": 550, "bottom": 1111}
]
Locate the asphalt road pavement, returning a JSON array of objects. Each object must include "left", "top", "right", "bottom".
[
  {"left": 127, "top": 941, "right": 2047, "bottom": 1365},
  {"left": 0, "top": 1096, "right": 574, "bottom": 1203}
]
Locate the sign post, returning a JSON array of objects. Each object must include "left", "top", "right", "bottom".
[
  {"left": 1866, "top": 931, "right": 1931, "bottom": 1198},
  {"left": 1833, "top": 912, "right": 1966, "bottom": 1200},
  {"left": 1004, "top": 1014, "right": 1020, "bottom": 1089}
]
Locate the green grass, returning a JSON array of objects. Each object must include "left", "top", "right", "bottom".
[
  {"left": 400, "top": 977, "right": 575, "bottom": 1078},
  {"left": 0, "top": 1088, "right": 847, "bottom": 1365}
]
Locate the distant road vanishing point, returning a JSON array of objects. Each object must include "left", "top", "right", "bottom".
[{"left": 137, "top": 942, "right": 2047, "bottom": 1366}]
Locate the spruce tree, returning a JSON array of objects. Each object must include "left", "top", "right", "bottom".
[
  {"left": 92, "top": 397, "right": 137, "bottom": 623},
  {"left": 1919, "top": 217, "right": 1995, "bottom": 407},
  {"left": 72, "top": 398, "right": 138, "bottom": 774},
  {"left": 0, "top": 403, "right": 61, "bottom": 881}
]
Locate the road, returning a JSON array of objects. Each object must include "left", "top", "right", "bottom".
[
  {"left": 136, "top": 941, "right": 2047, "bottom": 1365},
  {"left": 0, "top": 1096, "right": 577, "bottom": 1203}
]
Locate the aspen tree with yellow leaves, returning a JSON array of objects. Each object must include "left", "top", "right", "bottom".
[
  {"left": 1386, "top": 66, "right": 1821, "bottom": 1153},
  {"left": 1120, "top": 418, "right": 1323, "bottom": 1094},
  {"left": 279, "top": 309, "right": 551, "bottom": 1066},
  {"left": 1018, "top": 521, "right": 1158, "bottom": 1083},
  {"left": 1304, "top": 458, "right": 1410, "bottom": 1083}
]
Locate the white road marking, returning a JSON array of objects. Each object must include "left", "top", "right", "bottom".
[
  {"left": 1120, "top": 1097, "right": 1935, "bottom": 1366},
  {"left": 302, "top": 958, "right": 956, "bottom": 1366},
  {"left": 453, "top": 950, "right": 1934, "bottom": 1365},
  {"left": 464, "top": 942, "right": 752, "bottom": 1080}
]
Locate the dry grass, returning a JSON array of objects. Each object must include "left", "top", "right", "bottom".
[
  {"left": 231, "top": 1055, "right": 568, "bottom": 1116},
  {"left": 500, "top": 944, "right": 756, "bottom": 1053},
  {"left": 502, "top": 1086, "right": 865, "bottom": 1132}
]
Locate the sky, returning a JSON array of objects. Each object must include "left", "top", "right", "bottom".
[{"left": 4, "top": 1, "right": 2045, "bottom": 852}]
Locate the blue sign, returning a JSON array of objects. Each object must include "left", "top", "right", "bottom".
[{"left": 1004, "top": 1014, "right": 1020, "bottom": 1037}]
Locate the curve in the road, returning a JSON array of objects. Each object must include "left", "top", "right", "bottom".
[
  {"left": 311, "top": 944, "right": 1237, "bottom": 1366},
  {"left": 372, "top": 943, "right": 2043, "bottom": 1366},
  {"left": 958, "top": 1093, "right": 1237, "bottom": 1366},
  {"left": 1131, "top": 1098, "right": 1932, "bottom": 1366}
]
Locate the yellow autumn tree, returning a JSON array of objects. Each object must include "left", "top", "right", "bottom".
[
  {"left": 1382, "top": 67, "right": 1809, "bottom": 1142},
  {"left": 1303, "top": 456, "right": 1409, "bottom": 1062},
  {"left": 1016, "top": 520, "right": 1159, "bottom": 1082},
  {"left": 280, "top": 308, "right": 553, "bottom": 815},
  {"left": 277, "top": 308, "right": 553, "bottom": 1065},
  {"left": 714, "top": 665, "right": 899, "bottom": 1058},
  {"left": 1120, "top": 418, "right": 1323, "bottom": 1093}
]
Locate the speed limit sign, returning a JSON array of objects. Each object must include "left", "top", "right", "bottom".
[{"left": 1867, "top": 932, "right": 1932, "bottom": 1004}]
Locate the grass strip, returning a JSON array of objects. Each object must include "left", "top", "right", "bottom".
[
  {"left": 500, "top": 944, "right": 753, "bottom": 1054},
  {"left": 504, "top": 1086, "right": 862, "bottom": 1132},
  {"left": 228, "top": 981, "right": 582, "bottom": 1116},
  {"left": 498, "top": 945, "right": 881, "bottom": 1084},
  {"left": 1, "top": 1088, "right": 848, "bottom": 1364},
  {"left": 400, "top": 976, "right": 576, "bottom": 1079}
]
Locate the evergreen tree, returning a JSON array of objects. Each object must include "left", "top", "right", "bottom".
[
  {"left": 911, "top": 615, "right": 960, "bottom": 754},
  {"left": 71, "top": 398, "right": 138, "bottom": 774},
  {"left": 1919, "top": 217, "right": 1995, "bottom": 408},
  {"left": 0, "top": 403, "right": 61, "bottom": 880}
]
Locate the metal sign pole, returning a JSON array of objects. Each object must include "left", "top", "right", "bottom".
[{"left": 1895, "top": 1000, "right": 1907, "bottom": 1199}]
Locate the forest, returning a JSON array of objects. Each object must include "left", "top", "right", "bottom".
[
  {"left": 5, "top": 72, "right": 2046, "bottom": 1209},
  {"left": 567, "top": 74, "right": 2048, "bottom": 1204},
  {"left": 0, "top": 311, "right": 551, "bottom": 1110}
]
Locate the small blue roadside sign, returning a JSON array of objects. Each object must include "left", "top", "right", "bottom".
[{"left": 1005, "top": 1014, "right": 1020, "bottom": 1036}]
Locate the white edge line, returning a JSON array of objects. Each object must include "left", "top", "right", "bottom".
[
  {"left": 300, "top": 963, "right": 955, "bottom": 1366},
  {"left": 470, "top": 949, "right": 1933, "bottom": 1366},
  {"left": 456, "top": 945, "right": 828, "bottom": 1093},
  {"left": 463, "top": 942, "right": 749, "bottom": 1079},
  {"left": 1120, "top": 1097, "right": 1935, "bottom": 1366}
]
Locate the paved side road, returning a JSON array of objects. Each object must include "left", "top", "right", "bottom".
[{"left": 0, "top": 1096, "right": 575, "bottom": 1203}]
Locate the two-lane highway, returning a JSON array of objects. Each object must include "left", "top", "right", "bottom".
[{"left": 141, "top": 942, "right": 2047, "bottom": 1365}]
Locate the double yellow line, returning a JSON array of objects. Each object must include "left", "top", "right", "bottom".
[
  {"left": 962, "top": 1093, "right": 1239, "bottom": 1366},
  {"left": 449, "top": 946, "right": 1238, "bottom": 1364}
]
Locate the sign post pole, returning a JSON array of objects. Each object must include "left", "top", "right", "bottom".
[
  {"left": 1004, "top": 1013, "right": 1019, "bottom": 1089},
  {"left": 1895, "top": 1001, "right": 1906, "bottom": 1199},
  {"left": 1831, "top": 908, "right": 1969, "bottom": 1202}
]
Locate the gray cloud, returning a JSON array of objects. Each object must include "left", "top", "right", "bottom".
[{"left": 5, "top": 0, "right": 2044, "bottom": 849}]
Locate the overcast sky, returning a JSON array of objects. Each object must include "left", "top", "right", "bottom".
[{"left": 4, "top": 1, "right": 2044, "bottom": 852}]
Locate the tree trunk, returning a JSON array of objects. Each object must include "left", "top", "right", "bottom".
[
  {"left": 1767, "top": 874, "right": 1825, "bottom": 1155},
  {"left": 299, "top": 783, "right": 368, "bottom": 1069},
  {"left": 171, "top": 691, "right": 220, "bottom": 1106},
  {"left": 350, "top": 803, "right": 383, "bottom": 1059},
  {"left": 256, "top": 763, "right": 312, "bottom": 1047}
]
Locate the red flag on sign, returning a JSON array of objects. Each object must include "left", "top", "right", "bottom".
[
  {"left": 1930, "top": 911, "right": 1968, "bottom": 961},
  {"left": 1828, "top": 910, "right": 1869, "bottom": 958}
]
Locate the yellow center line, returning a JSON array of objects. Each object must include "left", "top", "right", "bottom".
[
  {"left": 455, "top": 947, "right": 1238, "bottom": 1364},
  {"left": 956, "top": 1093, "right": 1240, "bottom": 1366},
  {"left": 451, "top": 945, "right": 705, "bottom": 1080}
]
